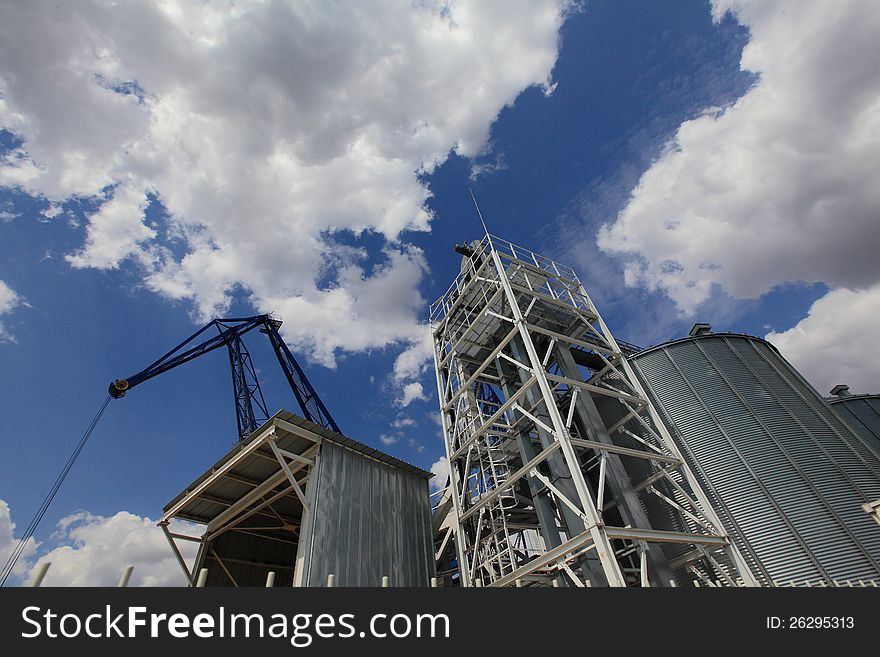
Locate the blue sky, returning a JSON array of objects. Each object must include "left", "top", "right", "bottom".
[{"left": 1, "top": 0, "right": 879, "bottom": 585}]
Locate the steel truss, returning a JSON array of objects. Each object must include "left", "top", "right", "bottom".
[
  {"left": 430, "top": 235, "right": 758, "bottom": 587},
  {"left": 110, "top": 314, "right": 341, "bottom": 442},
  {"left": 160, "top": 416, "right": 320, "bottom": 587}
]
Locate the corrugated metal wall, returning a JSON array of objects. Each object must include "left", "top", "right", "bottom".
[
  {"left": 631, "top": 334, "right": 880, "bottom": 586},
  {"left": 301, "top": 440, "right": 435, "bottom": 587},
  {"left": 829, "top": 396, "right": 880, "bottom": 458}
]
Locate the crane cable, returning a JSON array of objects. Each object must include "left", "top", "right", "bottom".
[{"left": 0, "top": 394, "right": 112, "bottom": 587}]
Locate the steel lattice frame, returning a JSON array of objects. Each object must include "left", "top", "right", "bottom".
[{"left": 430, "top": 235, "right": 758, "bottom": 587}]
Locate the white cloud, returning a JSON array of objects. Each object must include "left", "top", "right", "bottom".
[
  {"left": 766, "top": 284, "right": 880, "bottom": 394},
  {"left": 41, "top": 203, "right": 63, "bottom": 220},
  {"left": 0, "top": 499, "right": 39, "bottom": 583},
  {"left": 0, "top": 280, "right": 24, "bottom": 342},
  {"left": 26, "top": 509, "right": 199, "bottom": 587},
  {"left": 429, "top": 456, "right": 450, "bottom": 492},
  {"left": 3, "top": 500, "right": 195, "bottom": 588},
  {"left": 0, "top": 280, "right": 21, "bottom": 311},
  {"left": 66, "top": 184, "right": 154, "bottom": 269},
  {"left": 397, "top": 381, "right": 428, "bottom": 407},
  {"left": 261, "top": 246, "right": 430, "bottom": 368},
  {"left": 597, "top": 0, "right": 880, "bottom": 313},
  {"left": 379, "top": 434, "right": 398, "bottom": 446},
  {"left": 392, "top": 326, "right": 433, "bottom": 382},
  {"left": 469, "top": 151, "right": 508, "bottom": 181},
  {"left": 392, "top": 417, "right": 416, "bottom": 429},
  {"left": 0, "top": 0, "right": 572, "bottom": 370}
]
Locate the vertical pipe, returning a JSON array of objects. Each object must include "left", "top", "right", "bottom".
[
  {"left": 196, "top": 568, "right": 209, "bottom": 587},
  {"left": 29, "top": 562, "right": 51, "bottom": 587},
  {"left": 117, "top": 565, "right": 134, "bottom": 588}
]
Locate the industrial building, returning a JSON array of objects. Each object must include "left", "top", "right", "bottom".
[
  {"left": 629, "top": 325, "right": 880, "bottom": 586},
  {"left": 160, "top": 410, "right": 435, "bottom": 587},
  {"left": 15, "top": 236, "right": 875, "bottom": 589},
  {"left": 827, "top": 385, "right": 880, "bottom": 457},
  {"left": 121, "top": 238, "right": 880, "bottom": 588}
]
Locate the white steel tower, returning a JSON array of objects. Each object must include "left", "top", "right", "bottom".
[{"left": 430, "top": 235, "right": 758, "bottom": 587}]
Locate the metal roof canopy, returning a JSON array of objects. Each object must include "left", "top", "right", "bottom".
[{"left": 159, "top": 410, "right": 432, "bottom": 586}]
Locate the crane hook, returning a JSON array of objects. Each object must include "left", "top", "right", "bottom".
[{"left": 109, "top": 379, "right": 130, "bottom": 398}]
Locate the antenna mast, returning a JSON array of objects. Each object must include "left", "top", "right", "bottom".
[{"left": 469, "top": 187, "right": 490, "bottom": 237}]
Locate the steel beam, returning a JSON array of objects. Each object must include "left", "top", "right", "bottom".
[{"left": 430, "top": 235, "right": 756, "bottom": 587}]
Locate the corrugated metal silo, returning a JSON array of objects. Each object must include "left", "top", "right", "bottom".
[
  {"left": 827, "top": 385, "right": 880, "bottom": 458},
  {"left": 629, "top": 327, "right": 880, "bottom": 586}
]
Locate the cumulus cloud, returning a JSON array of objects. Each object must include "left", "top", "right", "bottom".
[
  {"left": 0, "top": 0, "right": 572, "bottom": 377},
  {"left": 26, "top": 509, "right": 199, "bottom": 587},
  {"left": 66, "top": 184, "right": 154, "bottom": 269},
  {"left": 429, "top": 456, "right": 450, "bottom": 492},
  {"left": 0, "top": 499, "right": 39, "bottom": 583},
  {"left": 597, "top": 0, "right": 880, "bottom": 313},
  {"left": 0, "top": 280, "right": 24, "bottom": 342},
  {"left": 397, "top": 382, "right": 428, "bottom": 407},
  {"left": 392, "top": 417, "right": 416, "bottom": 429},
  {"left": 379, "top": 434, "right": 398, "bottom": 446},
  {"left": 766, "top": 284, "right": 880, "bottom": 394},
  {"left": 392, "top": 326, "right": 434, "bottom": 383}
]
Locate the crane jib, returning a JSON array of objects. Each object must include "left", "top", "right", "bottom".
[{"left": 108, "top": 314, "right": 341, "bottom": 440}]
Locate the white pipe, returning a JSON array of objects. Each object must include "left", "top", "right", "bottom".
[
  {"left": 29, "top": 562, "right": 51, "bottom": 587},
  {"left": 117, "top": 565, "right": 134, "bottom": 588}
]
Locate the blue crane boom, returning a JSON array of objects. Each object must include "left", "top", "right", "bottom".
[{"left": 108, "top": 314, "right": 341, "bottom": 441}]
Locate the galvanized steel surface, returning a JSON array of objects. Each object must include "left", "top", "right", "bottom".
[
  {"left": 302, "top": 440, "right": 435, "bottom": 587},
  {"left": 164, "top": 410, "right": 434, "bottom": 587},
  {"left": 829, "top": 395, "right": 880, "bottom": 458},
  {"left": 631, "top": 334, "right": 880, "bottom": 586}
]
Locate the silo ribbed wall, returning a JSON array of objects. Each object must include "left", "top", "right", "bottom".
[
  {"left": 829, "top": 396, "right": 880, "bottom": 459},
  {"left": 630, "top": 334, "right": 880, "bottom": 586}
]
